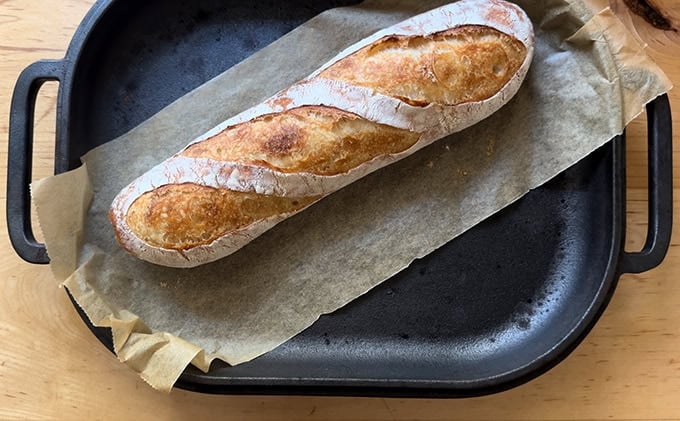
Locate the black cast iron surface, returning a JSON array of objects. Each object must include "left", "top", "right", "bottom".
[{"left": 7, "top": 0, "right": 673, "bottom": 397}]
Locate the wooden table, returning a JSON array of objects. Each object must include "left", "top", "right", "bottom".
[{"left": 1, "top": 1, "right": 679, "bottom": 419}]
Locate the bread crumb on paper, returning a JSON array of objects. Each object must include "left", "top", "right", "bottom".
[{"left": 486, "top": 138, "right": 496, "bottom": 156}]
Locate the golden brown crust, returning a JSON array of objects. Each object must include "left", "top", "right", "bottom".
[
  {"left": 180, "top": 27, "right": 525, "bottom": 178},
  {"left": 318, "top": 25, "right": 527, "bottom": 106},
  {"left": 121, "top": 23, "right": 529, "bottom": 256},
  {"left": 181, "top": 106, "right": 420, "bottom": 176},
  {"left": 126, "top": 184, "right": 318, "bottom": 250}
]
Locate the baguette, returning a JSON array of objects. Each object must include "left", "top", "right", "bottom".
[{"left": 109, "top": 0, "right": 535, "bottom": 268}]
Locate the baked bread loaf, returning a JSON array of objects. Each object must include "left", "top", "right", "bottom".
[{"left": 109, "top": 0, "right": 535, "bottom": 268}]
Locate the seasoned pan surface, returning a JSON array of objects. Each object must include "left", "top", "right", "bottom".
[
  {"left": 176, "top": 142, "right": 624, "bottom": 396},
  {"left": 7, "top": 0, "right": 673, "bottom": 396}
]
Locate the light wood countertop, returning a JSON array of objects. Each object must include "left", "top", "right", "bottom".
[{"left": 1, "top": 0, "right": 679, "bottom": 419}]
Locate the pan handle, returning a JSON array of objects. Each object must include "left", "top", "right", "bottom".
[
  {"left": 6, "top": 59, "right": 64, "bottom": 264},
  {"left": 619, "top": 94, "right": 673, "bottom": 274}
]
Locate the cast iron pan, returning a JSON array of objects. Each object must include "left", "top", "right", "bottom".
[{"left": 6, "top": 0, "right": 673, "bottom": 397}]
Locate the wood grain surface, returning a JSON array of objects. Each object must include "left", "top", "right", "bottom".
[{"left": 1, "top": 0, "right": 679, "bottom": 419}]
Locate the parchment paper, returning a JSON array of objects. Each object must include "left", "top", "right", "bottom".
[{"left": 32, "top": 0, "right": 672, "bottom": 391}]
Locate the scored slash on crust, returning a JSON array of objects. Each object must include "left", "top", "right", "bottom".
[{"left": 109, "top": 0, "right": 535, "bottom": 268}]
